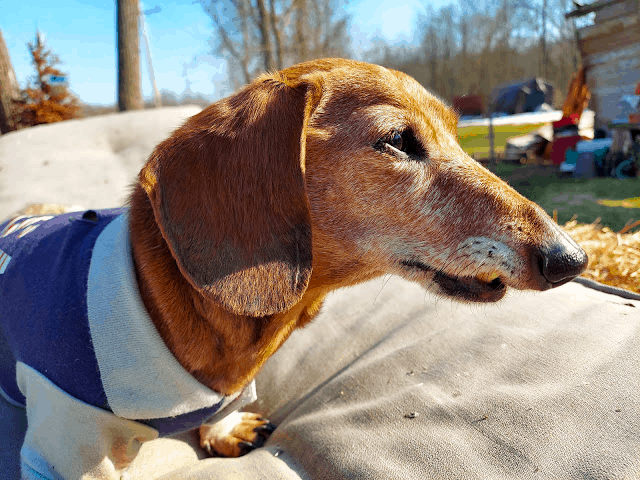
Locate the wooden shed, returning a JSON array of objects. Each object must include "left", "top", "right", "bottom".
[{"left": 567, "top": 0, "right": 640, "bottom": 129}]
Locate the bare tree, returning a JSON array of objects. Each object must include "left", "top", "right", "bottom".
[
  {"left": 203, "top": 0, "right": 257, "bottom": 85},
  {"left": 200, "top": 0, "right": 350, "bottom": 87},
  {"left": 294, "top": 0, "right": 308, "bottom": 61},
  {"left": 373, "top": 0, "right": 579, "bottom": 109},
  {"left": 256, "top": 0, "right": 275, "bottom": 71},
  {"left": 425, "top": 25, "right": 438, "bottom": 92},
  {"left": 269, "top": 0, "right": 284, "bottom": 69},
  {"left": 540, "top": 0, "right": 548, "bottom": 79},
  {"left": 117, "top": 0, "right": 143, "bottom": 111},
  {"left": 0, "top": 29, "right": 19, "bottom": 134},
  {"left": 439, "top": 6, "right": 456, "bottom": 99}
]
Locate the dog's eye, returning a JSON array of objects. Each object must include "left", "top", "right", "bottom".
[
  {"left": 388, "top": 131, "right": 404, "bottom": 152},
  {"left": 375, "top": 129, "right": 426, "bottom": 160}
]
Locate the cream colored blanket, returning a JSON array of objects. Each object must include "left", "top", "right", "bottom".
[{"left": 2, "top": 109, "right": 638, "bottom": 479}]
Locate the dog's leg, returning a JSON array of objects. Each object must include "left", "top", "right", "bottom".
[{"left": 199, "top": 410, "right": 276, "bottom": 457}]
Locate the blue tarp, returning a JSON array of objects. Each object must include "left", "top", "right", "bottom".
[{"left": 491, "top": 78, "right": 555, "bottom": 115}]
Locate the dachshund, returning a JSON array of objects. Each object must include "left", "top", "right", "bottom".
[{"left": 0, "top": 58, "right": 587, "bottom": 478}]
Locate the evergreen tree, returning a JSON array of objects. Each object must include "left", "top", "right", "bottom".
[{"left": 13, "top": 31, "right": 81, "bottom": 128}]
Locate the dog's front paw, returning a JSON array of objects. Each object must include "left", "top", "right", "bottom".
[{"left": 199, "top": 410, "right": 276, "bottom": 457}]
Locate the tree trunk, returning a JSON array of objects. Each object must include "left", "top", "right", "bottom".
[
  {"left": 256, "top": 0, "right": 274, "bottom": 71},
  {"left": 238, "top": 4, "right": 252, "bottom": 84},
  {"left": 460, "top": 18, "right": 468, "bottom": 93},
  {"left": 0, "top": 30, "right": 19, "bottom": 134},
  {"left": 269, "top": 0, "right": 283, "bottom": 70},
  {"left": 427, "top": 27, "right": 438, "bottom": 90},
  {"left": 541, "top": 0, "right": 547, "bottom": 80},
  {"left": 295, "top": 0, "right": 307, "bottom": 61},
  {"left": 117, "top": 0, "right": 143, "bottom": 111}
]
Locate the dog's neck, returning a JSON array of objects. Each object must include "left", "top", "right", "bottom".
[{"left": 128, "top": 185, "right": 325, "bottom": 395}]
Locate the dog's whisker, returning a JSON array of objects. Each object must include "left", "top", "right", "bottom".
[{"left": 373, "top": 274, "right": 392, "bottom": 305}]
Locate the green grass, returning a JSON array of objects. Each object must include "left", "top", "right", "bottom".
[
  {"left": 458, "top": 123, "right": 547, "bottom": 157},
  {"left": 486, "top": 164, "right": 640, "bottom": 232},
  {"left": 457, "top": 122, "right": 640, "bottom": 232}
]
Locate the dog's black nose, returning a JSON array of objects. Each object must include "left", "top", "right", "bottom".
[{"left": 538, "top": 240, "right": 588, "bottom": 285}]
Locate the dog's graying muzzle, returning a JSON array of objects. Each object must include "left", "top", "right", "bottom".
[{"left": 537, "top": 236, "right": 589, "bottom": 285}]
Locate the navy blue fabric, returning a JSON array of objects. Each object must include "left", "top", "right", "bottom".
[
  {"left": 0, "top": 323, "right": 20, "bottom": 407},
  {"left": 0, "top": 209, "right": 124, "bottom": 409},
  {"left": 0, "top": 208, "right": 229, "bottom": 437},
  {"left": 141, "top": 400, "right": 225, "bottom": 436}
]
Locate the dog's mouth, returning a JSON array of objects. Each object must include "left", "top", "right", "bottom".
[{"left": 401, "top": 259, "right": 507, "bottom": 302}]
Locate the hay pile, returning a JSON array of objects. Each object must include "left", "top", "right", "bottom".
[{"left": 563, "top": 219, "right": 640, "bottom": 294}]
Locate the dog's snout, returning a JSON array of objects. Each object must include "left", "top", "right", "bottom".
[{"left": 537, "top": 241, "right": 588, "bottom": 285}]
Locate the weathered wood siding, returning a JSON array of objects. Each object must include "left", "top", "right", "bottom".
[{"left": 577, "top": 0, "right": 640, "bottom": 126}]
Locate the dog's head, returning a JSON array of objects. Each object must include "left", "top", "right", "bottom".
[{"left": 140, "top": 58, "right": 587, "bottom": 316}]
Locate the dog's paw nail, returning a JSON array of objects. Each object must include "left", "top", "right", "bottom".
[
  {"left": 202, "top": 442, "right": 215, "bottom": 457},
  {"left": 238, "top": 441, "right": 256, "bottom": 455},
  {"left": 256, "top": 422, "right": 276, "bottom": 435}
]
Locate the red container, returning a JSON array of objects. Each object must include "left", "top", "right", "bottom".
[
  {"left": 629, "top": 112, "right": 640, "bottom": 124},
  {"left": 452, "top": 95, "right": 485, "bottom": 116},
  {"left": 552, "top": 114, "right": 580, "bottom": 130},
  {"left": 549, "top": 114, "right": 581, "bottom": 165},
  {"left": 549, "top": 135, "right": 582, "bottom": 165}
]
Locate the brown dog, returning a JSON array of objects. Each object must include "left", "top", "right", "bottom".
[
  {"left": 5, "top": 58, "right": 587, "bottom": 475},
  {"left": 130, "top": 58, "right": 587, "bottom": 456}
]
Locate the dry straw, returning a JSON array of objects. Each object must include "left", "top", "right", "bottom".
[{"left": 563, "top": 216, "right": 640, "bottom": 294}]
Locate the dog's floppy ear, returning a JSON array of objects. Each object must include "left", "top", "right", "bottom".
[{"left": 139, "top": 72, "right": 322, "bottom": 317}]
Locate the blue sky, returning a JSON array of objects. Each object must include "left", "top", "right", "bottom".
[{"left": 2, "top": 0, "right": 435, "bottom": 105}]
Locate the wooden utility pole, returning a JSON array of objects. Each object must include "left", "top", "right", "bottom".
[
  {"left": 117, "top": 0, "right": 142, "bottom": 111},
  {"left": 0, "top": 29, "right": 19, "bottom": 134}
]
